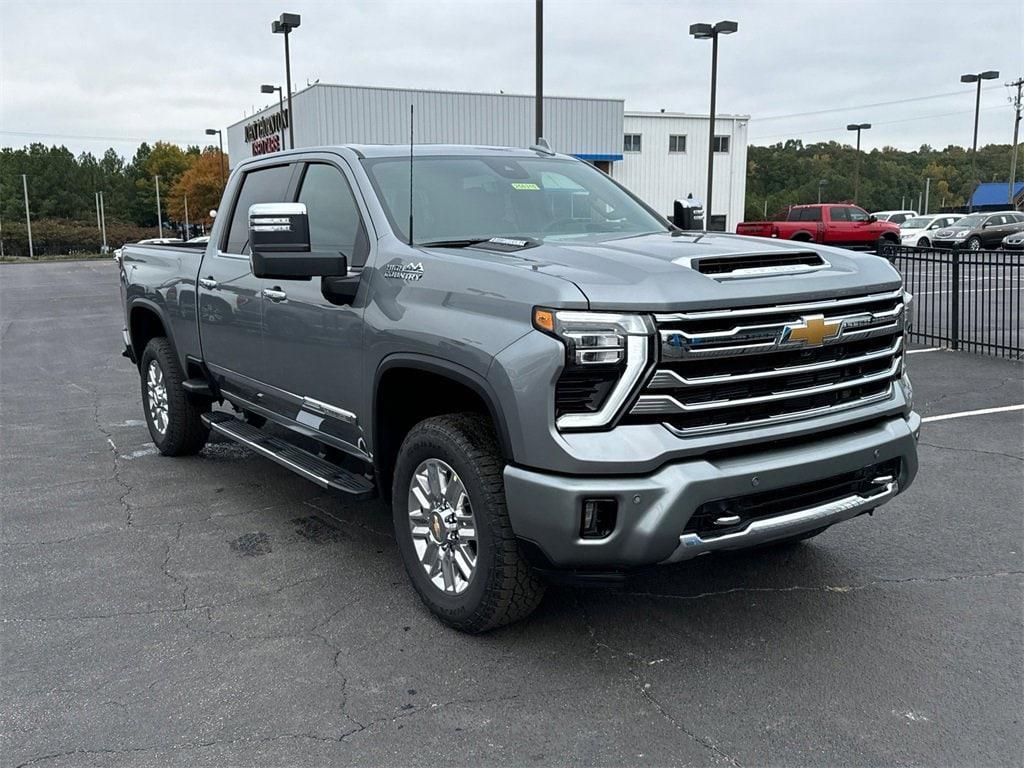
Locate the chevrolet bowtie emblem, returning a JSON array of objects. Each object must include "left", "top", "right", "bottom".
[{"left": 783, "top": 314, "right": 842, "bottom": 346}]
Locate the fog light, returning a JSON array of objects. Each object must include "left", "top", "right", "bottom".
[{"left": 581, "top": 498, "right": 617, "bottom": 539}]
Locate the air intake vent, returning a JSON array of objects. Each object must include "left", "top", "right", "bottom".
[{"left": 695, "top": 251, "right": 827, "bottom": 278}]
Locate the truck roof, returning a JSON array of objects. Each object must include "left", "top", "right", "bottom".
[{"left": 238, "top": 144, "right": 574, "bottom": 164}]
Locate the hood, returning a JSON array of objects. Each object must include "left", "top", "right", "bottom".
[{"left": 491, "top": 231, "right": 903, "bottom": 311}]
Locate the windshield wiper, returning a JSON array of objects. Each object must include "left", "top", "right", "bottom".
[{"left": 417, "top": 238, "right": 493, "bottom": 248}]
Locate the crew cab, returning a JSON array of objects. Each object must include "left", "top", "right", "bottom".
[
  {"left": 119, "top": 145, "right": 920, "bottom": 632},
  {"left": 736, "top": 204, "right": 901, "bottom": 250}
]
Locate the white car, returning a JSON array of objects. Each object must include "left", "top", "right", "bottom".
[
  {"left": 899, "top": 214, "right": 964, "bottom": 247},
  {"left": 871, "top": 209, "right": 918, "bottom": 225}
]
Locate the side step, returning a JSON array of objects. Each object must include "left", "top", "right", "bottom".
[
  {"left": 202, "top": 411, "right": 376, "bottom": 499},
  {"left": 182, "top": 378, "right": 214, "bottom": 397}
]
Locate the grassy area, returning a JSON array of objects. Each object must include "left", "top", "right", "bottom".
[{"left": 1, "top": 252, "right": 112, "bottom": 264}]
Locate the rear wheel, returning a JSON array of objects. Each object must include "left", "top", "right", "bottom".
[
  {"left": 140, "top": 338, "right": 210, "bottom": 456},
  {"left": 392, "top": 413, "right": 545, "bottom": 633}
]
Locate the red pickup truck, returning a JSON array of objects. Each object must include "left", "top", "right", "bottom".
[{"left": 736, "top": 204, "right": 901, "bottom": 250}]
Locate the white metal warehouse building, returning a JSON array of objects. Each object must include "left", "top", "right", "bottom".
[{"left": 226, "top": 83, "right": 749, "bottom": 231}]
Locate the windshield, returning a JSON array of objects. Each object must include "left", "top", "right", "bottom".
[
  {"left": 362, "top": 155, "right": 668, "bottom": 244},
  {"left": 952, "top": 214, "right": 984, "bottom": 228},
  {"left": 901, "top": 217, "right": 931, "bottom": 229}
]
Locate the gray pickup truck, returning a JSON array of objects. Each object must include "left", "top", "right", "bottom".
[{"left": 119, "top": 144, "right": 920, "bottom": 632}]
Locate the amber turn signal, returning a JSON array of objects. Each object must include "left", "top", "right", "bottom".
[{"left": 533, "top": 308, "right": 555, "bottom": 333}]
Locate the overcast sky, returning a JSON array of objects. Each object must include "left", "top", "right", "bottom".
[{"left": 2, "top": 0, "right": 1022, "bottom": 158}]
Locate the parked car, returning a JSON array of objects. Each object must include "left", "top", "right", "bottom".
[
  {"left": 930, "top": 211, "right": 1024, "bottom": 250},
  {"left": 186, "top": 236, "right": 211, "bottom": 245},
  {"left": 118, "top": 144, "right": 919, "bottom": 632},
  {"left": 899, "top": 214, "right": 963, "bottom": 247},
  {"left": 1002, "top": 230, "right": 1024, "bottom": 251},
  {"left": 871, "top": 210, "right": 918, "bottom": 225},
  {"left": 113, "top": 238, "right": 182, "bottom": 262},
  {"left": 736, "top": 204, "right": 901, "bottom": 250}
]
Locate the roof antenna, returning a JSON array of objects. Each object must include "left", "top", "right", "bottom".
[
  {"left": 408, "top": 103, "right": 415, "bottom": 246},
  {"left": 530, "top": 136, "right": 555, "bottom": 156}
]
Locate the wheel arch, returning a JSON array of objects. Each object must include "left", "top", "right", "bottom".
[
  {"left": 128, "top": 299, "right": 176, "bottom": 368},
  {"left": 790, "top": 231, "right": 814, "bottom": 241},
  {"left": 372, "top": 354, "right": 513, "bottom": 504}
]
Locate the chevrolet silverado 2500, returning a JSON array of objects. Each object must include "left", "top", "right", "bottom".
[{"left": 119, "top": 145, "right": 920, "bottom": 632}]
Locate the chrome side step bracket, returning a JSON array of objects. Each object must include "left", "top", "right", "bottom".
[{"left": 202, "top": 411, "right": 375, "bottom": 499}]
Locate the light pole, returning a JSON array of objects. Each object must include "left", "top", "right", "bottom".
[
  {"left": 818, "top": 179, "right": 828, "bottom": 204},
  {"left": 154, "top": 175, "right": 163, "bottom": 238},
  {"left": 21, "top": 174, "right": 33, "bottom": 259},
  {"left": 99, "top": 191, "right": 107, "bottom": 252},
  {"left": 535, "top": 0, "right": 543, "bottom": 142},
  {"left": 272, "top": 13, "right": 301, "bottom": 149},
  {"left": 846, "top": 123, "right": 871, "bottom": 204},
  {"left": 205, "top": 128, "right": 226, "bottom": 190},
  {"left": 261, "top": 84, "right": 287, "bottom": 150},
  {"left": 690, "top": 20, "right": 737, "bottom": 231},
  {"left": 960, "top": 70, "right": 999, "bottom": 210}
]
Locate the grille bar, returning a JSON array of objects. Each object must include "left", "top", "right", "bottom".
[{"left": 629, "top": 289, "right": 907, "bottom": 435}]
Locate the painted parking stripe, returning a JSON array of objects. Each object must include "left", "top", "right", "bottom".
[
  {"left": 922, "top": 404, "right": 1024, "bottom": 423},
  {"left": 907, "top": 347, "right": 943, "bottom": 354}
]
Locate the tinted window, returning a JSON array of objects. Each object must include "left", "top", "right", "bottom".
[
  {"left": 297, "top": 164, "right": 369, "bottom": 266},
  {"left": 986, "top": 215, "right": 1005, "bottom": 227},
  {"left": 849, "top": 207, "right": 870, "bottom": 222},
  {"left": 890, "top": 213, "right": 908, "bottom": 224},
  {"left": 224, "top": 164, "right": 294, "bottom": 254},
  {"left": 830, "top": 206, "right": 851, "bottom": 222}
]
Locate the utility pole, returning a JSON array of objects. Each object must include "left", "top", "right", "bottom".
[
  {"left": 535, "top": 0, "right": 543, "bottom": 142},
  {"left": 95, "top": 192, "right": 102, "bottom": 230},
  {"left": 1008, "top": 77, "right": 1023, "bottom": 206},
  {"left": 21, "top": 174, "right": 34, "bottom": 259},
  {"left": 924, "top": 177, "right": 931, "bottom": 215},
  {"left": 154, "top": 175, "right": 163, "bottom": 238},
  {"left": 184, "top": 195, "right": 190, "bottom": 239},
  {"left": 99, "top": 192, "right": 107, "bottom": 252}
]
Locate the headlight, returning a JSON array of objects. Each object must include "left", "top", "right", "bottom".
[
  {"left": 533, "top": 308, "right": 653, "bottom": 430},
  {"left": 951, "top": 231, "right": 968, "bottom": 240}
]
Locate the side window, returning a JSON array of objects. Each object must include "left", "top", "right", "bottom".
[
  {"left": 803, "top": 207, "right": 823, "bottom": 222},
  {"left": 849, "top": 207, "right": 870, "bottom": 222},
  {"left": 224, "top": 164, "right": 295, "bottom": 254},
  {"left": 830, "top": 206, "right": 851, "bottom": 222},
  {"left": 713, "top": 135, "right": 730, "bottom": 153},
  {"left": 891, "top": 213, "right": 907, "bottom": 224},
  {"left": 623, "top": 133, "right": 642, "bottom": 152},
  {"left": 297, "top": 163, "right": 370, "bottom": 267}
]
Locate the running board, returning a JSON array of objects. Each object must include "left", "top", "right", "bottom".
[{"left": 202, "top": 411, "right": 376, "bottom": 499}]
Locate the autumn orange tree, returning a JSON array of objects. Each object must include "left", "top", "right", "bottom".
[{"left": 166, "top": 149, "right": 228, "bottom": 227}]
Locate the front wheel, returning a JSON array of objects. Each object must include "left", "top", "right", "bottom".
[
  {"left": 140, "top": 337, "right": 210, "bottom": 456},
  {"left": 966, "top": 236, "right": 982, "bottom": 251},
  {"left": 392, "top": 413, "right": 545, "bottom": 633},
  {"left": 917, "top": 237, "right": 930, "bottom": 248}
]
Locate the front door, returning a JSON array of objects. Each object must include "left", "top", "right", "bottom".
[
  {"left": 198, "top": 162, "right": 298, "bottom": 398},
  {"left": 259, "top": 160, "right": 372, "bottom": 454}
]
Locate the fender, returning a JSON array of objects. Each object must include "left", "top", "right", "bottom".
[
  {"left": 373, "top": 353, "right": 514, "bottom": 461},
  {"left": 127, "top": 297, "right": 181, "bottom": 367}
]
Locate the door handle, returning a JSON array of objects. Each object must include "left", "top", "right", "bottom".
[
  {"left": 262, "top": 287, "right": 288, "bottom": 302},
  {"left": 198, "top": 277, "right": 218, "bottom": 290}
]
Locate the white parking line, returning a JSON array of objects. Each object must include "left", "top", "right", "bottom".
[
  {"left": 907, "top": 347, "right": 943, "bottom": 354},
  {"left": 922, "top": 404, "right": 1024, "bottom": 423}
]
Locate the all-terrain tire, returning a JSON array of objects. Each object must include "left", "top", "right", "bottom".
[
  {"left": 392, "top": 413, "right": 545, "bottom": 633},
  {"left": 140, "top": 337, "right": 210, "bottom": 456}
]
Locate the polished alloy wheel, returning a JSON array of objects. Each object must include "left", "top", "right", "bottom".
[
  {"left": 968, "top": 238, "right": 982, "bottom": 251},
  {"left": 407, "top": 458, "right": 477, "bottom": 594},
  {"left": 146, "top": 360, "right": 169, "bottom": 435}
]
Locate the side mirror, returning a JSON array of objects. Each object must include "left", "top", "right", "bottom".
[
  {"left": 866, "top": 215, "right": 878, "bottom": 223},
  {"left": 248, "top": 202, "right": 347, "bottom": 280}
]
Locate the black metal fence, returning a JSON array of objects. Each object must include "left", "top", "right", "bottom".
[{"left": 879, "top": 243, "right": 1023, "bottom": 359}]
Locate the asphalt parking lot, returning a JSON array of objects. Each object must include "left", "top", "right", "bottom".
[{"left": 2, "top": 260, "right": 1022, "bottom": 767}]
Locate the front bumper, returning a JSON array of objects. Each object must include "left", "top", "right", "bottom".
[{"left": 504, "top": 412, "right": 920, "bottom": 570}]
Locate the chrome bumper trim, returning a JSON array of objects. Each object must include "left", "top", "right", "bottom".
[
  {"left": 662, "top": 478, "right": 899, "bottom": 564},
  {"left": 654, "top": 288, "right": 904, "bottom": 323}
]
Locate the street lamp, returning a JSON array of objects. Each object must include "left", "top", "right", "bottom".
[
  {"left": 846, "top": 123, "right": 871, "bottom": 204},
  {"left": 205, "top": 128, "right": 225, "bottom": 190},
  {"left": 261, "top": 84, "right": 287, "bottom": 151},
  {"left": 690, "top": 20, "right": 737, "bottom": 231},
  {"left": 960, "top": 70, "right": 999, "bottom": 210},
  {"left": 272, "top": 12, "right": 301, "bottom": 149},
  {"left": 818, "top": 179, "right": 828, "bottom": 204}
]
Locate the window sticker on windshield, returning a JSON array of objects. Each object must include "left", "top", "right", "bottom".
[{"left": 511, "top": 182, "right": 540, "bottom": 190}]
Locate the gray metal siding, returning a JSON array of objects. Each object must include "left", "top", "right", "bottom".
[{"left": 227, "top": 83, "right": 622, "bottom": 163}]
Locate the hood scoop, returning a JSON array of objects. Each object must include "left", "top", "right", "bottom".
[{"left": 676, "top": 250, "right": 828, "bottom": 280}]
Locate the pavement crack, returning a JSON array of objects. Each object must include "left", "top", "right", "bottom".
[
  {"left": 918, "top": 440, "right": 1023, "bottom": 462},
  {"left": 91, "top": 399, "right": 135, "bottom": 528},
  {"left": 622, "top": 570, "right": 1024, "bottom": 603}
]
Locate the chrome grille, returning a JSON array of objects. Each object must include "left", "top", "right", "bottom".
[{"left": 628, "top": 289, "right": 905, "bottom": 435}]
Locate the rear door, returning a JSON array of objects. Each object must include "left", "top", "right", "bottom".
[
  {"left": 258, "top": 158, "right": 374, "bottom": 453},
  {"left": 198, "top": 162, "right": 298, "bottom": 398}
]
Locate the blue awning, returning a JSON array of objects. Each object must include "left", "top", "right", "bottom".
[
  {"left": 971, "top": 181, "right": 1024, "bottom": 207},
  {"left": 573, "top": 153, "right": 623, "bottom": 162}
]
